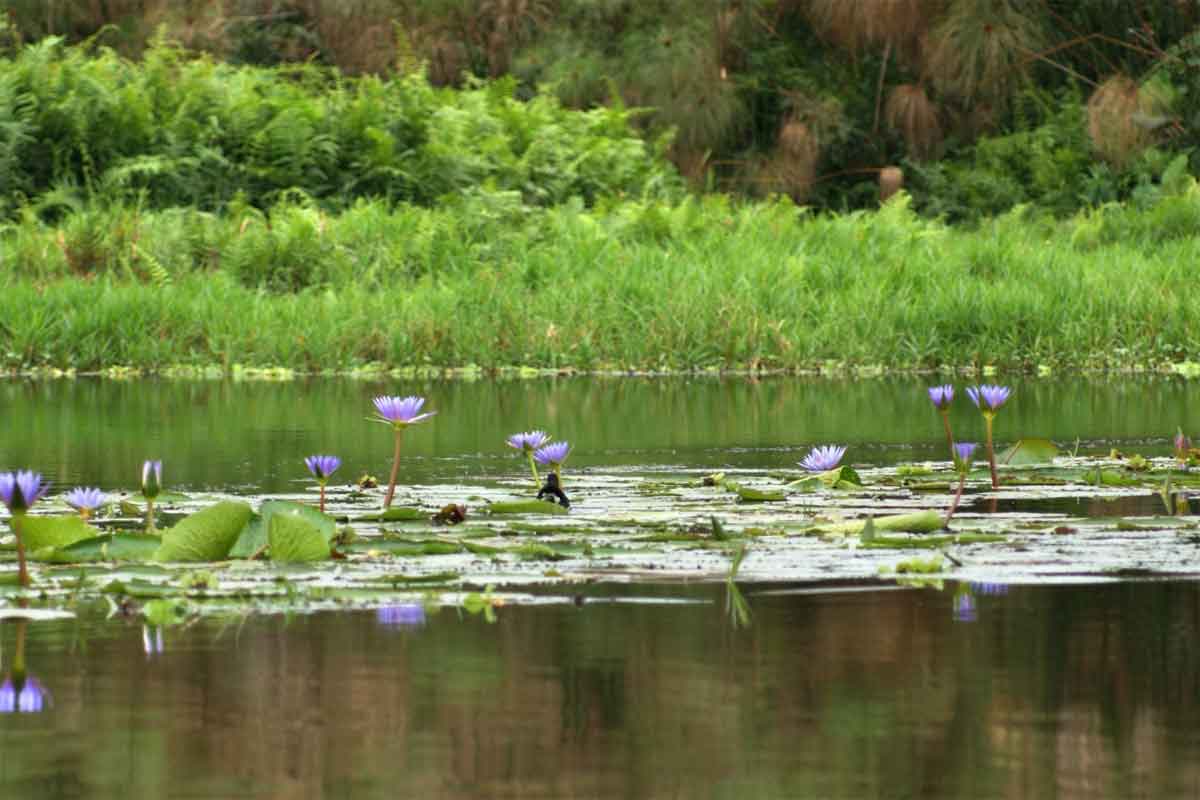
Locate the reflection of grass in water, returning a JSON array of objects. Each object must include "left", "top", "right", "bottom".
[{"left": 724, "top": 542, "right": 751, "bottom": 629}]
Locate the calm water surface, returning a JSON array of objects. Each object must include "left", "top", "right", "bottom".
[
  {"left": 3, "top": 377, "right": 1200, "bottom": 798},
  {"left": 0, "top": 375, "right": 1194, "bottom": 491},
  {"left": 1, "top": 582, "right": 1198, "bottom": 799}
]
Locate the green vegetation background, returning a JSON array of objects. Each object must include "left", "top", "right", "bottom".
[{"left": 2, "top": 2, "right": 1200, "bottom": 373}]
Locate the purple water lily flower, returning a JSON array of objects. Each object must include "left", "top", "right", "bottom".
[
  {"left": 966, "top": 384, "right": 1012, "bottom": 413},
  {"left": 377, "top": 604, "right": 426, "bottom": 627},
  {"left": 0, "top": 472, "right": 49, "bottom": 514},
  {"left": 0, "top": 471, "right": 49, "bottom": 514},
  {"left": 304, "top": 455, "right": 342, "bottom": 482},
  {"left": 799, "top": 445, "right": 846, "bottom": 472},
  {"left": 373, "top": 395, "right": 436, "bottom": 427},
  {"left": 507, "top": 431, "right": 551, "bottom": 453},
  {"left": 928, "top": 384, "right": 954, "bottom": 411},
  {"left": 0, "top": 471, "right": 47, "bottom": 586},
  {"left": 953, "top": 442, "right": 977, "bottom": 471},
  {"left": 64, "top": 487, "right": 107, "bottom": 514},
  {"left": 0, "top": 676, "right": 50, "bottom": 713},
  {"left": 374, "top": 396, "right": 436, "bottom": 509},
  {"left": 534, "top": 442, "right": 571, "bottom": 467},
  {"left": 970, "top": 582, "right": 1010, "bottom": 596},
  {"left": 141, "top": 460, "right": 162, "bottom": 499}
]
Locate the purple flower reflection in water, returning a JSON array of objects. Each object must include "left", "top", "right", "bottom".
[
  {"left": 952, "top": 593, "right": 977, "bottom": 623},
  {"left": 143, "top": 626, "right": 165, "bottom": 656},
  {"left": 0, "top": 676, "right": 50, "bottom": 713},
  {"left": 377, "top": 604, "right": 426, "bottom": 628}
]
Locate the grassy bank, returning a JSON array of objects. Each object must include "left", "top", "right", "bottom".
[{"left": 4, "top": 191, "right": 1200, "bottom": 374}]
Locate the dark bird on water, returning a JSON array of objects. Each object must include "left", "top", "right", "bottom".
[{"left": 537, "top": 472, "right": 570, "bottom": 508}]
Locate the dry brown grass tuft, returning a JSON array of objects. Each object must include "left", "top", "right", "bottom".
[
  {"left": 884, "top": 83, "right": 942, "bottom": 161},
  {"left": 804, "top": 0, "right": 937, "bottom": 56},
  {"left": 1087, "top": 74, "right": 1171, "bottom": 167}
]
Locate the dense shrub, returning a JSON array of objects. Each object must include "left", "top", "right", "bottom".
[{"left": 0, "top": 38, "right": 680, "bottom": 217}]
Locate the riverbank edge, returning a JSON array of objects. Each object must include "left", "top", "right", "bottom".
[{"left": 5, "top": 360, "right": 1200, "bottom": 381}]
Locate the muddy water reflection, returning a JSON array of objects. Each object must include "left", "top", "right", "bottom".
[{"left": 1, "top": 582, "right": 1198, "bottom": 799}]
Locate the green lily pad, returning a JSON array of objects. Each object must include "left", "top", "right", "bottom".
[
  {"left": 788, "top": 465, "right": 863, "bottom": 491},
  {"left": 344, "top": 539, "right": 465, "bottom": 556},
  {"left": 268, "top": 513, "right": 331, "bottom": 563},
  {"left": 818, "top": 511, "right": 944, "bottom": 536},
  {"left": 37, "top": 533, "right": 163, "bottom": 563},
  {"left": 18, "top": 515, "right": 99, "bottom": 552},
  {"left": 1081, "top": 468, "right": 1142, "bottom": 487},
  {"left": 354, "top": 507, "right": 427, "bottom": 522},
  {"left": 155, "top": 501, "right": 253, "bottom": 562},
  {"left": 143, "top": 598, "right": 193, "bottom": 626},
  {"left": 513, "top": 543, "right": 570, "bottom": 561},
  {"left": 119, "top": 492, "right": 192, "bottom": 515},
  {"left": 726, "top": 482, "right": 786, "bottom": 502},
  {"left": 487, "top": 500, "right": 569, "bottom": 515},
  {"left": 999, "top": 438, "right": 1060, "bottom": 465}
]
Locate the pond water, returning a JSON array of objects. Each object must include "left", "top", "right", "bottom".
[
  {"left": 1, "top": 581, "right": 1198, "bottom": 799},
  {"left": 0, "top": 375, "right": 1193, "bottom": 491},
  {"left": 3, "top": 376, "right": 1200, "bottom": 797}
]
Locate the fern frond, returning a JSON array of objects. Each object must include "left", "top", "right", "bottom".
[{"left": 132, "top": 242, "right": 172, "bottom": 287}]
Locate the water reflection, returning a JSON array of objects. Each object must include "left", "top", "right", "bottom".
[
  {"left": 0, "top": 620, "right": 51, "bottom": 714},
  {"left": 952, "top": 590, "right": 977, "bottom": 622},
  {"left": 376, "top": 604, "right": 426, "bottom": 628},
  {"left": 0, "top": 583, "right": 1197, "bottom": 798},
  {"left": 141, "top": 625, "right": 164, "bottom": 656},
  {"left": 0, "top": 376, "right": 1195, "bottom": 493}
]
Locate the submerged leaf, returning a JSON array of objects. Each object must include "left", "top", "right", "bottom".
[
  {"left": 155, "top": 501, "right": 253, "bottom": 562},
  {"left": 268, "top": 513, "right": 331, "bottom": 563},
  {"left": 37, "top": 533, "right": 162, "bottom": 563},
  {"left": 999, "top": 438, "right": 1059, "bottom": 465}
]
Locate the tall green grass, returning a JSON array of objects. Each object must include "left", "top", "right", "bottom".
[{"left": 3, "top": 190, "right": 1200, "bottom": 373}]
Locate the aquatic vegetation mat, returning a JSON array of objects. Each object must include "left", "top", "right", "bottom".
[{"left": 4, "top": 452, "right": 1200, "bottom": 623}]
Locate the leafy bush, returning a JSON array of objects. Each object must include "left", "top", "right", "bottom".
[{"left": 0, "top": 38, "right": 681, "bottom": 217}]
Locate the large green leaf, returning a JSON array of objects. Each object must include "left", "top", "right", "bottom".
[
  {"left": 228, "top": 514, "right": 266, "bottom": 559},
  {"left": 268, "top": 513, "right": 330, "bottom": 562},
  {"left": 38, "top": 534, "right": 163, "bottom": 564},
  {"left": 228, "top": 502, "right": 334, "bottom": 560},
  {"left": 999, "top": 438, "right": 1060, "bottom": 465},
  {"left": 155, "top": 501, "right": 253, "bottom": 562},
  {"left": 18, "top": 515, "right": 99, "bottom": 552},
  {"left": 261, "top": 501, "right": 336, "bottom": 542}
]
